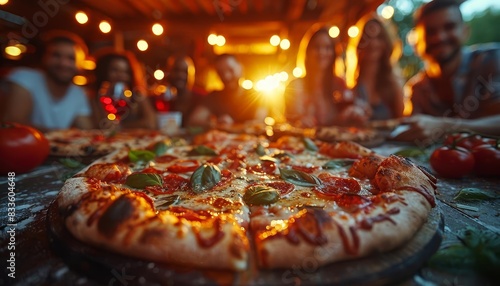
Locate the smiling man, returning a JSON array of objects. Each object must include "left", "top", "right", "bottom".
[
  {"left": 397, "top": 0, "right": 500, "bottom": 143},
  {"left": 2, "top": 31, "right": 93, "bottom": 131}
]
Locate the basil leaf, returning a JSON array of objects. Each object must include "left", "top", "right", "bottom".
[
  {"left": 428, "top": 245, "right": 476, "bottom": 271},
  {"left": 323, "top": 159, "right": 355, "bottom": 170},
  {"left": 243, "top": 185, "right": 280, "bottom": 206},
  {"left": 155, "top": 195, "right": 180, "bottom": 210},
  {"left": 454, "top": 188, "right": 500, "bottom": 201},
  {"left": 129, "top": 150, "right": 156, "bottom": 163},
  {"left": 188, "top": 145, "right": 218, "bottom": 156},
  {"left": 393, "top": 148, "right": 426, "bottom": 158},
  {"left": 279, "top": 168, "right": 322, "bottom": 187},
  {"left": 125, "top": 173, "right": 163, "bottom": 189},
  {"left": 303, "top": 137, "right": 318, "bottom": 152},
  {"left": 190, "top": 164, "right": 222, "bottom": 193},
  {"left": 256, "top": 143, "right": 267, "bottom": 156},
  {"left": 153, "top": 141, "right": 168, "bottom": 156},
  {"left": 59, "top": 158, "right": 86, "bottom": 169}
]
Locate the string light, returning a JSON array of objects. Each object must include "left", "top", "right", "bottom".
[
  {"left": 216, "top": 35, "right": 226, "bottom": 46},
  {"left": 154, "top": 69, "right": 164, "bottom": 80},
  {"left": 152, "top": 23, "right": 164, "bottom": 35},
  {"left": 0, "top": 0, "right": 9, "bottom": 5},
  {"left": 4, "top": 46, "right": 21, "bottom": 57},
  {"left": 328, "top": 26, "right": 340, "bottom": 38},
  {"left": 293, "top": 67, "right": 303, "bottom": 78},
  {"left": 348, "top": 26, "right": 359, "bottom": 38},
  {"left": 137, "top": 39, "right": 148, "bottom": 51},
  {"left": 207, "top": 34, "right": 217, "bottom": 45},
  {"left": 99, "top": 21, "right": 111, "bottom": 33},
  {"left": 242, "top": 79, "right": 253, "bottom": 90},
  {"left": 75, "top": 11, "right": 88, "bottom": 24},
  {"left": 381, "top": 5, "right": 395, "bottom": 19},
  {"left": 279, "top": 39, "right": 290, "bottom": 50},
  {"left": 270, "top": 35, "right": 281, "bottom": 46}
]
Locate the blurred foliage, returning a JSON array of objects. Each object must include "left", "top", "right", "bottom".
[{"left": 466, "top": 10, "right": 500, "bottom": 45}]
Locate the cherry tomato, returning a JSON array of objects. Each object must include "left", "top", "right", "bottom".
[
  {"left": 444, "top": 133, "right": 495, "bottom": 150},
  {"left": 0, "top": 122, "right": 49, "bottom": 174},
  {"left": 430, "top": 146, "right": 475, "bottom": 178},
  {"left": 471, "top": 143, "right": 500, "bottom": 177}
]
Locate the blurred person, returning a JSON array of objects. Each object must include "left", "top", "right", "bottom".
[
  {"left": 155, "top": 55, "right": 205, "bottom": 126},
  {"left": 1, "top": 31, "right": 93, "bottom": 131},
  {"left": 91, "top": 50, "right": 157, "bottom": 130},
  {"left": 188, "top": 54, "right": 266, "bottom": 127},
  {"left": 346, "top": 15, "right": 405, "bottom": 120},
  {"left": 284, "top": 25, "right": 362, "bottom": 127},
  {"left": 396, "top": 0, "right": 500, "bottom": 143}
]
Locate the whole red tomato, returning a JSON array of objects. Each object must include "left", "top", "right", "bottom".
[
  {"left": 430, "top": 146, "right": 475, "bottom": 178},
  {"left": 0, "top": 123, "right": 50, "bottom": 174},
  {"left": 444, "top": 133, "right": 495, "bottom": 150},
  {"left": 472, "top": 143, "right": 500, "bottom": 177}
]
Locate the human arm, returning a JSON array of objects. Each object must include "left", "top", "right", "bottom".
[
  {"left": 121, "top": 97, "right": 157, "bottom": 130},
  {"left": 187, "top": 105, "right": 214, "bottom": 128},
  {"left": 2, "top": 82, "right": 34, "bottom": 126},
  {"left": 283, "top": 80, "right": 316, "bottom": 127},
  {"left": 392, "top": 113, "right": 500, "bottom": 145}
]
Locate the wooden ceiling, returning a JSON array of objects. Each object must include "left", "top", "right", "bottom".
[{"left": 72, "top": 0, "right": 384, "bottom": 26}]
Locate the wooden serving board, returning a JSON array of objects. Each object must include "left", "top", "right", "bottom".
[{"left": 47, "top": 201, "right": 443, "bottom": 285}]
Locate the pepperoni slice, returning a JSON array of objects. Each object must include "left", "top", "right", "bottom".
[
  {"left": 141, "top": 167, "right": 163, "bottom": 174},
  {"left": 247, "top": 161, "right": 276, "bottom": 175},
  {"left": 168, "top": 206, "right": 212, "bottom": 221},
  {"left": 155, "top": 155, "right": 178, "bottom": 163},
  {"left": 314, "top": 176, "right": 361, "bottom": 195},
  {"left": 265, "top": 181, "right": 295, "bottom": 196},
  {"left": 167, "top": 159, "right": 200, "bottom": 173}
]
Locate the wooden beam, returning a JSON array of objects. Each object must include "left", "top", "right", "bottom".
[
  {"left": 254, "top": 0, "right": 265, "bottom": 13},
  {"left": 239, "top": 0, "right": 248, "bottom": 14},
  {"left": 78, "top": 0, "right": 135, "bottom": 19},
  {"left": 125, "top": 0, "right": 152, "bottom": 17},
  {"left": 196, "top": 0, "right": 216, "bottom": 15},
  {"left": 141, "top": 0, "right": 167, "bottom": 15},
  {"left": 287, "top": 0, "right": 307, "bottom": 20},
  {"left": 180, "top": 0, "right": 201, "bottom": 14},
  {"left": 159, "top": 0, "right": 185, "bottom": 14}
]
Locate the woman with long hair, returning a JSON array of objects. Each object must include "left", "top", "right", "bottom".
[
  {"left": 284, "top": 25, "right": 351, "bottom": 127},
  {"left": 346, "top": 15, "right": 405, "bottom": 120},
  {"left": 91, "top": 50, "right": 156, "bottom": 129}
]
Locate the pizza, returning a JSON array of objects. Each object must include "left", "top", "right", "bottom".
[
  {"left": 216, "top": 122, "right": 382, "bottom": 146},
  {"left": 56, "top": 129, "right": 437, "bottom": 271},
  {"left": 45, "top": 129, "right": 164, "bottom": 156}
]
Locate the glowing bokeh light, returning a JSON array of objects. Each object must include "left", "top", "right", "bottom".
[
  {"left": 348, "top": 26, "right": 359, "bottom": 38},
  {"left": 5, "top": 46, "right": 21, "bottom": 57},
  {"left": 75, "top": 11, "right": 88, "bottom": 24},
  {"left": 152, "top": 23, "right": 164, "bottom": 35},
  {"left": 154, "top": 69, "right": 165, "bottom": 80},
  {"left": 270, "top": 35, "right": 281, "bottom": 46},
  {"left": 137, "top": 39, "right": 148, "bottom": 51},
  {"left": 99, "top": 21, "right": 111, "bottom": 33},
  {"left": 279, "top": 39, "right": 290, "bottom": 50},
  {"left": 328, "top": 26, "right": 340, "bottom": 38},
  {"left": 292, "top": 67, "right": 303, "bottom": 78}
]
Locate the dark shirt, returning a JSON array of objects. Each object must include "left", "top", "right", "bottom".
[
  {"left": 202, "top": 88, "right": 262, "bottom": 123},
  {"left": 406, "top": 43, "right": 500, "bottom": 119}
]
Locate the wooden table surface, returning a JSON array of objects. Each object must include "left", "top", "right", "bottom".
[{"left": 1, "top": 143, "right": 498, "bottom": 286}]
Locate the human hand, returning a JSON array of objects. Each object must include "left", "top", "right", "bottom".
[
  {"left": 218, "top": 114, "right": 234, "bottom": 125},
  {"left": 338, "top": 105, "right": 371, "bottom": 126},
  {"left": 391, "top": 114, "right": 453, "bottom": 145}
]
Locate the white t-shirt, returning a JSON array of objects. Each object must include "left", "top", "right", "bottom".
[{"left": 7, "top": 68, "right": 91, "bottom": 129}]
